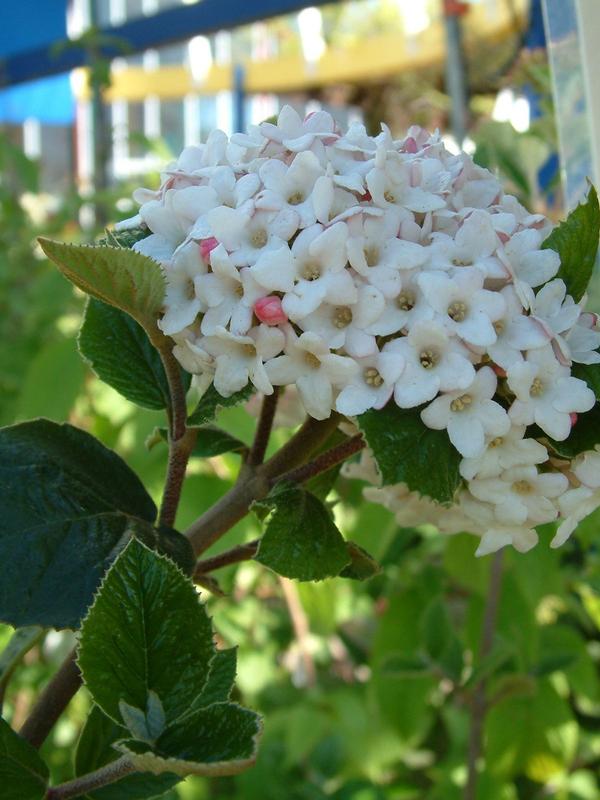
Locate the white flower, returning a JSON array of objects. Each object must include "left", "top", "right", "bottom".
[
  {"left": 196, "top": 244, "right": 264, "bottom": 335},
  {"left": 367, "top": 153, "right": 446, "bottom": 213},
  {"left": 265, "top": 329, "right": 358, "bottom": 420},
  {"left": 347, "top": 209, "right": 427, "bottom": 297},
  {"left": 259, "top": 105, "right": 336, "bottom": 152},
  {"left": 280, "top": 223, "right": 357, "bottom": 320},
  {"left": 459, "top": 492, "right": 540, "bottom": 555},
  {"left": 468, "top": 465, "right": 567, "bottom": 526},
  {"left": 366, "top": 272, "right": 434, "bottom": 337},
  {"left": 206, "top": 206, "right": 298, "bottom": 266},
  {"left": 418, "top": 269, "right": 506, "bottom": 347},
  {"left": 486, "top": 286, "right": 549, "bottom": 369},
  {"left": 553, "top": 449, "right": 600, "bottom": 547},
  {"left": 159, "top": 241, "right": 208, "bottom": 335},
  {"left": 335, "top": 350, "right": 405, "bottom": 416},
  {"left": 298, "top": 284, "right": 385, "bottom": 358},
  {"left": 133, "top": 233, "right": 175, "bottom": 265},
  {"left": 501, "top": 228, "right": 560, "bottom": 290},
  {"left": 201, "top": 325, "right": 284, "bottom": 396},
  {"left": 565, "top": 312, "right": 600, "bottom": 364},
  {"left": 507, "top": 345, "right": 595, "bottom": 440},
  {"left": 421, "top": 367, "right": 510, "bottom": 458},
  {"left": 459, "top": 424, "right": 548, "bottom": 480},
  {"left": 256, "top": 151, "right": 325, "bottom": 227},
  {"left": 426, "top": 210, "right": 506, "bottom": 280},
  {"left": 388, "top": 320, "right": 475, "bottom": 407}
]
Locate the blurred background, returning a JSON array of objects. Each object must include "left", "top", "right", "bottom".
[{"left": 1, "top": 1, "right": 600, "bottom": 798}]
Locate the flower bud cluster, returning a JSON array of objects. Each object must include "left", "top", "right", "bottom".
[{"left": 120, "top": 105, "right": 600, "bottom": 554}]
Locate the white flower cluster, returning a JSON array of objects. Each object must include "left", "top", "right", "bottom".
[{"left": 119, "top": 105, "right": 600, "bottom": 554}]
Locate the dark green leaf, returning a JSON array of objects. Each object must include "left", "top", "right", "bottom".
[
  {"left": 438, "top": 635, "right": 464, "bottom": 683},
  {"left": 0, "top": 717, "right": 49, "bottom": 799},
  {"left": 188, "top": 384, "right": 253, "bottom": 426},
  {"left": 357, "top": 404, "right": 461, "bottom": 504},
  {"left": 542, "top": 185, "right": 600, "bottom": 301},
  {"left": 531, "top": 653, "right": 578, "bottom": 678},
  {"left": 380, "top": 654, "right": 431, "bottom": 677},
  {"left": 117, "top": 702, "right": 262, "bottom": 778},
  {"left": 75, "top": 705, "right": 179, "bottom": 800},
  {"left": 420, "top": 598, "right": 452, "bottom": 661},
  {"left": 79, "top": 299, "right": 190, "bottom": 410},
  {"left": 38, "top": 240, "right": 166, "bottom": 336},
  {"left": 464, "top": 641, "right": 515, "bottom": 689},
  {"left": 157, "top": 425, "right": 246, "bottom": 458},
  {"left": 78, "top": 539, "right": 215, "bottom": 726},
  {"left": 0, "top": 627, "right": 44, "bottom": 698},
  {"left": 192, "top": 648, "right": 237, "bottom": 710},
  {"left": 255, "top": 485, "right": 350, "bottom": 581},
  {"left": 339, "top": 542, "right": 381, "bottom": 580},
  {"left": 0, "top": 419, "right": 159, "bottom": 628}
]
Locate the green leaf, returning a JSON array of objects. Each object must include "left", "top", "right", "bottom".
[
  {"left": 0, "top": 717, "right": 49, "bottom": 799},
  {"left": 255, "top": 485, "right": 350, "bottom": 581},
  {"left": 157, "top": 425, "right": 246, "bottom": 458},
  {"left": 99, "top": 226, "right": 151, "bottom": 250},
  {"left": 119, "top": 691, "right": 166, "bottom": 744},
  {"left": 0, "top": 419, "right": 160, "bottom": 629},
  {"left": 75, "top": 705, "right": 179, "bottom": 800},
  {"left": 78, "top": 539, "right": 215, "bottom": 726},
  {"left": 80, "top": 299, "right": 190, "bottom": 410},
  {"left": 187, "top": 384, "right": 253, "bottom": 426},
  {"left": 420, "top": 598, "right": 452, "bottom": 661},
  {"left": 464, "top": 641, "right": 515, "bottom": 689},
  {"left": 339, "top": 542, "right": 381, "bottom": 580},
  {"left": 116, "top": 702, "right": 262, "bottom": 778},
  {"left": 357, "top": 404, "right": 461, "bottom": 504},
  {"left": 304, "top": 429, "right": 349, "bottom": 501},
  {"left": 380, "top": 654, "right": 431, "bottom": 677},
  {"left": 38, "top": 239, "right": 166, "bottom": 335},
  {"left": 530, "top": 653, "right": 578, "bottom": 678},
  {"left": 192, "top": 648, "right": 237, "bottom": 710},
  {"left": 542, "top": 185, "right": 600, "bottom": 302},
  {"left": 0, "top": 627, "right": 45, "bottom": 699}
]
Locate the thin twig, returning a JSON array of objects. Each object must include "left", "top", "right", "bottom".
[
  {"left": 20, "top": 648, "right": 81, "bottom": 749},
  {"left": 156, "top": 338, "right": 188, "bottom": 441},
  {"left": 194, "top": 539, "right": 259, "bottom": 578},
  {"left": 247, "top": 389, "right": 279, "bottom": 466},
  {"left": 273, "top": 433, "right": 365, "bottom": 487},
  {"left": 464, "top": 550, "right": 504, "bottom": 800},
  {"left": 279, "top": 577, "right": 316, "bottom": 687},
  {"left": 45, "top": 756, "right": 135, "bottom": 800}
]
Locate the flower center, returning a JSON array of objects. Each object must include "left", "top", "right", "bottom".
[
  {"left": 452, "top": 258, "right": 472, "bottom": 267},
  {"left": 364, "top": 367, "right": 384, "bottom": 387},
  {"left": 234, "top": 283, "right": 244, "bottom": 298},
  {"left": 489, "top": 436, "right": 504, "bottom": 448},
  {"left": 185, "top": 278, "right": 196, "bottom": 301},
  {"left": 448, "top": 301, "right": 468, "bottom": 322},
  {"left": 530, "top": 377, "right": 544, "bottom": 397},
  {"left": 251, "top": 229, "right": 268, "bottom": 248},
  {"left": 287, "top": 191, "right": 304, "bottom": 206},
  {"left": 419, "top": 349, "right": 439, "bottom": 369},
  {"left": 512, "top": 479, "right": 534, "bottom": 495},
  {"left": 450, "top": 393, "right": 472, "bottom": 412},
  {"left": 304, "top": 352, "right": 321, "bottom": 369},
  {"left": 396, "top": 291, "right": 415, "bottom": 311},
  {"left": 332, "top": 306, "right": 353, "bottom": 329},
  {"left": 364, "top": 246, "right": 380, "bottom": 267},
  {"left": 493, "top": 320, "right": 505, "bottom": 334},
  {"left": 383, "top": 189, "right": 396, "bottom": 203},
  {"left": 241, "top": 343, "right": 256, "bottom": 357},
  {"left": 302, "top": 261, "right": 322, "bottom": 281}
]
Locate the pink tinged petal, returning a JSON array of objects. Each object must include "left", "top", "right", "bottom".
[
  {"left": 297, "top": 372, "right": 334, "bottom": 420},
  {"left": 552, "top": 377, "right": 595, "bottom": 413},
  {"left": 200, "top": 237, "right": 219, "bottom": 261},
  {"left": 251, "top": 246, "right": 296, "bottom": 292},
  {"left": 255, "top": 296, "right": 288, "bottom": 326},
  {"left": 447, "top": 415, "right": 486, "bottom": 458}
]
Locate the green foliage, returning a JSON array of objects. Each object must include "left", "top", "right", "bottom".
[
  {"left": 78, "top": 539, "right": 215, "bottom": 725},
  {"left": 80, "top": 299, "right": 190, "bottom": 410},
  {"left": 339, "top": 542, "right": 381, "bottom": 581},
  {"left": 542, "top": 185, "right": 600, "bottom": 302},
  {"left": 188, "top": 384, "right": 254, "bottom": 426},
  {"left": 357, "top": 404, "right": 461, "bottom": 503},
  {"left": 0, "top": 419, "right": 171, "bottom": 629},
  {"left": 0, "top": 627, "right": 44, "bottom": 699},
  {"left": 156, "top": 425, "right": 246, "bottom": 458},
  {"left": 0, "top": 716, "right": 49, "bottom": 799},
  {"left": 255, "top": 484, "right": 350, "bottom": 581},
  {"left": 38, "top": 239, "right": 166, "bottom": 336}
]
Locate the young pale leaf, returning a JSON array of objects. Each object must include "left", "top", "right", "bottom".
[
  {"left": 339, "top": 542, "right": 381, "bottom": 581},
  {"left": 116, "top": 702, "right": 262, "bottom": 778},
  {"left": 75, "top": 705, "right": 179, "bottom": 800},
  {"left": 0, "top": 717, "right": 49, "bottom": 800},
  {"left": 357, "top": 404, "right": 462, "bottom": 504},
  {"left": 80, "top": 299, "right": 190, "bottom": 410},
  {"left": 542, "top": 185, "right": 600, "bottom": 302},
  {"left": 187, "top": 384, "right": 253, "bottom": 426},
  {"left": 255, "top": 484, "right": 350, "bottom": 581},
  {"left": 0, "top": 627, "right": 44, "bottom": 697},
  {"left": 0, "top": 420, "right": 162, "bottom": 629},
  {"left": 78, "top": 539, "right": 215, "bottom": 726},
  {"left": 119, "top": 692, "right": 166, "bottom": 744},
  {"left": 38, "top": 239, "right": 166, "bottom": 335},
  {"left": 156, "top": 425, "right": 246, "bottom": 458}
]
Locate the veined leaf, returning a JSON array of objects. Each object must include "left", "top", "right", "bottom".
[
  {"left": 188, "top": 384, "right": 253, "bottom": 426},
  {"left": 0, "top": 717, "right": 49, "bottom": 799}
]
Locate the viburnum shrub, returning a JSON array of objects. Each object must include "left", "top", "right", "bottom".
[{"left": 2, "top": 105, "right": 600, "bottom": 798}]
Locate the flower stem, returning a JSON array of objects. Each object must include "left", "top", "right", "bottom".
[
  {"left": 273, "top": 433, "right": 365, "bottom": 487},
  {"left": 20, "top": 648, "right": 81, "bottom": 749},
  {"left": 246, "top": 389, "right": 279, "bottom": 466},
  {"left": 464, "top": 549, "right": 504, "bottom": 800},
  {"left": 45, "top": 756, "right": 135, "bottom": 800},
  {"left": 194, "top": 539, "right": 259, "bottom": 578}
]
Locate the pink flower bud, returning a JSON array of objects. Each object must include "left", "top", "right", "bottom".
[
  {"left": 570, "top": 413, "right": 578, "bottom": 427},
  {"left": 404, "top": 137, "right": 418, "bottom": 154},
  {"left": 200, "top": 237, "right": 219, "bottom": 262},
  {"left": 497, "top": 231, "right": 510, "bottom": 244},
  {"left": 254, "top": 296, "right": 288, "bottom": 325},
  {"left": 361, "top": 191, "right": 372, "bottom": 202}
]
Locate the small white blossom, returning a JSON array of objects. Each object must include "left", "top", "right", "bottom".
[
  {"left": 335, "top": 350, "right": 405, "bottom": 416},
  {"left": 459, "top": 424, "right": 548, "bottom": 480},
  {"left": 202, "top": 325, "right": 284, "bottom": 396}
]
